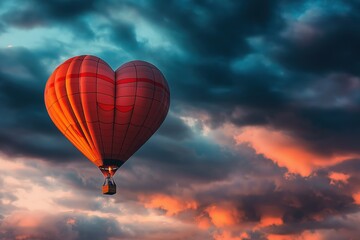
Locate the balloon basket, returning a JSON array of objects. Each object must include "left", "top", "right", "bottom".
[
  {"left": 103, "top": 184, "right": 116, "bottom": 195},
  {"left": 102, "top": 175, "right": 116, "bottom": 195}
]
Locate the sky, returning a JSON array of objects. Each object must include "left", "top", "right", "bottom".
[{"left": 1, "top": 0, "right": 360, "bottom": 239}]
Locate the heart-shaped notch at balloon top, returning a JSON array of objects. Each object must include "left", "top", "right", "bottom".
[{"left": 44, "top": 55, "right": 170, "bottom": 177}]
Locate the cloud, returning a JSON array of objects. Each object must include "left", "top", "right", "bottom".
[
  {"left": 0, "top": 211, "right": 125, "bottom": 240},
  {"left": 259, "top": 216, "right": 283, "bottom": 228},
  {"left": 1, "top": 0, "right": 360, "bottom": 239},
  {"left": 234, "top": 126, "right": 359, "bottom": 176},
  {"left": 140, "top": 194, "right": 197, "bottom": 216},
  {"left": 157, "top": 112, "right": 193, "bottom": 140},
  {"left": 213, "top": 230, "right": 245, "bottom": 240},
  {"left": 205, "top": 204, "right": 240, "bottom": 228},
  {"left": 0, "top": 47, "right": 81, "bottom": 162},
  {"left": 328, "top": 172, "right": 350, "bottom": 185},
  {"left": 272, "top": 3, "right": 360, "bottom": 75},
  {"left": 1, "top": 0, "right": 97, "bottom": 28}
]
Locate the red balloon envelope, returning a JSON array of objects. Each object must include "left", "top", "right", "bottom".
[{"left": 44, "top": 55, "right": 170, "bottom": 194}]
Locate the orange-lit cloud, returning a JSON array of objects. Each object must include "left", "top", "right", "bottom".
[
  {"left": 139, "top": 194, "right": 197, "bottom": 216},
  {"left": 328, "top": 172, "right": 350, "bottom": 185},
  {"left": 234, "top": 126, "right": 358, "bottom": 176},
  {"left": 352, "top": 192, "right": 360, "bottom": 205},
  {"left": 195, "top": 214, "right": 212, "bottom": 230},
  {"left": 258, "top": 215, "right": 283, "bottom": 227},
  {"left": 205, "top": 204, "right": 240, "bottom": 227}
]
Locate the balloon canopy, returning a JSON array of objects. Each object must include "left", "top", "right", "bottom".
[{"left": 44, "top": 55, "right": 170, "bottom": 194}]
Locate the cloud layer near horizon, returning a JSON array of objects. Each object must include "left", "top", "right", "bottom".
[{"left": 1, "top": 0, "right": 360, "bottom": 239}]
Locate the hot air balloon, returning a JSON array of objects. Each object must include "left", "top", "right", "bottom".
[{"left": 44, "top": 55, "right": 170, "bottom": 195}]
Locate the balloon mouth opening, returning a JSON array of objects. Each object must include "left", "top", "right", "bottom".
[{"left": 99, "top": 165, "right": 119, "bottom": 177}]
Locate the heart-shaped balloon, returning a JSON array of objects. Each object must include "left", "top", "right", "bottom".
[{"left": 44, "top": 55, "right": 170, "bottom": 176}]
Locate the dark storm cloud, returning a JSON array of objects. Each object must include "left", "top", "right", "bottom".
[
  {"left": 275, "top": 108, "right": 360, "bottom": 156},
  {"left": 110, "top": 21, "right": 140, "bottom": 52},
  {"left": 0, "top": 47, "right": 81, "bottom": 161},
  {"left": 102, "top": 0, "right": 285, "bottom": 97},
  {"left": 1, "top": 0, "right": 97, "bottom": 39},
  {"left": 156, "top": 113, "right": 193, "bottom": 140},
  {"left": 124, "top": 0, "right": 282, "bottom": 57},
  {"left": 33, "top": 0, "right": 97, "bottom": 20},
  {"left": 136, "top": 136, "right": 247, "bottom": 181},
  {"left": 0, "top": 21, "right": 6, "bottom": 34},
  {"left": 95, "top": 0, "right": 289, "bottom": 107},
  {"left": 2, "top": 0, "right": 97, "bottom": 27},
  {"left": 272, "top": 6, "right": 360, "bottom": 75},
  {"left": 115, "top": 135, "right": 244, "bottom": 196},
  {"left": 112, "top": 0, "right": 360, "bottom": 158}
]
